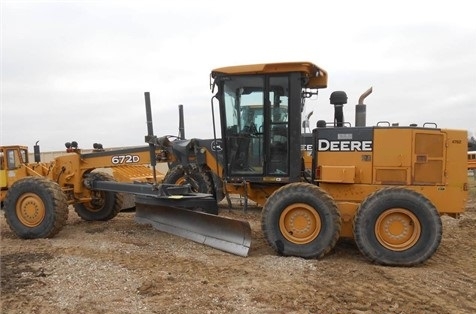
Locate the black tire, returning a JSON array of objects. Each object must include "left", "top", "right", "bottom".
[
  {"left": 73, "top": 172, "right": 123, "bottom": 221},
  {"left": 261, "top": 182, "right": 341, "bottom": 259},
  {"left": 163, "top": 165, "right": 214, "bottom": 195},
  {"left": 353, "top": 187, "right": 442, "bottom": 266},
  {"left": 208, "top": 171, "right": 225, "bottom": 202},
  {"left": 3, "top": 177, "right": 68, "bottom": 239}
]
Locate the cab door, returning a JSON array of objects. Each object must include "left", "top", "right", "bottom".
[
  {"left": 219, "top": 74, "right": 295, "bottom": 181},
  {"left": 1, "top": 148, "right": 26, "bottom": 189}
]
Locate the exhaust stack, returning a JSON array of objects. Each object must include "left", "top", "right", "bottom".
[
  {"left": 355, "top": 87, "right": 373, "bottom": 127},
  {"left": 34, "top": 141, "right": 41, "bottom": 163}
]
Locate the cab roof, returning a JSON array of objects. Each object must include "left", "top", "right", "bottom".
[{"left": 211, "top": 61, "right": 328, "bottom": 88}]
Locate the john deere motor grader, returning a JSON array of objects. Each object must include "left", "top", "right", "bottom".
[
  {"left": 2, "top": 61, "right": 468, "bottom": 266},
  {"left": 154, "top": 61, "right": 468, "bottom": 266},
  {"left": 0, "top": 98, "right": 252, "bottom": 256}
]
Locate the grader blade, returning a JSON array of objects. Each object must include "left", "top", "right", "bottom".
[{"left": 134, "top": 196, "right": 252, "bottom": 257}]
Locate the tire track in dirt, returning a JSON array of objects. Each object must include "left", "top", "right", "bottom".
[{"left": 1, "top": 199, "right": 475, "bottom": 313}]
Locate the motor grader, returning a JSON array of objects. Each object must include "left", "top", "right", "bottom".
[
  {"left": 0, "top": 143, "right": 162, "bottom": 209},
  {"left": 156, "top": 61, "right": 468, "bottom": 266},
  {"left": 1, "top": 93, "right": 254, "bottom": 256},
  {"left": 2, "top": 61, "right": 468, "bottom": 266}
]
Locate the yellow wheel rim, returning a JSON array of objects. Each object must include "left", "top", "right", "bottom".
[
  {"left": 16, "top": 193, "right": 46, "bottom": 227},
  {"left": 279, "top": 203, "right": 321, "bottom": 244},
  {"left": 175, "top": 176, "right": 198, "bottom": 192},
  {"left": 375, "top": 208, "right": 421, "bottom": 251},
  {"left": 175, "top": 177, "right": 187, "bottom": 185},
  {"left": 83, "top": 191, "right": 106, "bottom": 212}
]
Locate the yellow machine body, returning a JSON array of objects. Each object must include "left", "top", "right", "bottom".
[
  {"left": 2, "top": 61, "right": 469, "bottom": 266},
  {"left": 0, "top": 145, "right": 159, "bottom": 205},
  {"left": 316, "top": 127, "right": 468, "bottom": 237}
]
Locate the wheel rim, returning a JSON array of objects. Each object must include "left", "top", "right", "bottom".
[
  {"left": 375, "top": 208, "right": 421, "bottom": 251},
  {"left": 175, "top": 177, "right": 198, "bottom": 192},
  {"left": 279, "top": 203, "right": 321, "bottom": 244},
  {"left": 175, "top": 177, "right": 187, "bottom": 185},
  {"left": 84, "top": 191, "right": 106, "bottom": 212},
  {"left": 16, "top": 193, "right": 46, "bottom": 227}
]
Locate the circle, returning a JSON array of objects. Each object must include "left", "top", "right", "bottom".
[
  {"left": 279, "top": 203, "right": 321, "bottom": 244},
  {"left": 16, "top": 192, "right": 46, "bottom": 227},
  {"left": 375, "top": 208, "right": 421, "bottom": 251}
]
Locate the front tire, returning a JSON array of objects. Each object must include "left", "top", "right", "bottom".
[
  {"left": 353, "top": 187, "right": 442, "bottom": 266},
  {"left": 4, "top": 177, "right": 68, "bottom": 238},
  {"left": 163, "top": 165, "right": 214, "bottom": 195},
  {"left": 261, "top": 183, "right": 341, "bottom": 259},
  {"left": 74, "top": 172, "right": 123, "bottom": 221}
]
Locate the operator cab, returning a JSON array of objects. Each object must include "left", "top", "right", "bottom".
[
  {"left": 211, "top": 62, "right": 327, "bottom": 184},
  {"left": 0, "top": 146, "right": 29, "bottom": 189}
]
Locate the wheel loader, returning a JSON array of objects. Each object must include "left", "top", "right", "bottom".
[{"left": 154, "top": 61, "right": 468, "bottom": 266}]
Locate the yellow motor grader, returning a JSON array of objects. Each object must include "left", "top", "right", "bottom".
[
  {"left": 156, "top": 61, "right": 468, "bottom": 266},
  {"left": 0, "top": 94, "right": 252, "bottom": 256},
  {"left": 1, "top": 61, "right": 469, "bottom": 266}
]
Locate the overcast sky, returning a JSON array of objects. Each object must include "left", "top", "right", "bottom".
[{"left": 1, "top": 0, "right": 475, "bottom": 151}]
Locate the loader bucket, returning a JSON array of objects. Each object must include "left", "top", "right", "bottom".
[{"left": 134, "top": 196, "right": 252, "bottom": 257}]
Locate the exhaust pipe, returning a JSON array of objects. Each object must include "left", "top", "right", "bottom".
[
  {"left": 34, "top": 141, "right": 41, "bottom": 163},
  {"left": 355, "top": 87, "right": 373, "bottom": 127}
]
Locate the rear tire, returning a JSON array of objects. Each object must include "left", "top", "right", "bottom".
[
  {"left": 74, "top": 172, "right": 123, "bottom": 221},
  {"left": 353, "top": 187, "right": 442, "bottom": 266},
  {"left": 261, "top": 182, "right": 341, "bottom": 259},
  {"left": 4, "top": 177, "right": 68, "bottom": 238}
]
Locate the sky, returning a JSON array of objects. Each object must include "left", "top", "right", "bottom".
[{"left": 1, "top": 0, "right": 475, "bottom": 151}]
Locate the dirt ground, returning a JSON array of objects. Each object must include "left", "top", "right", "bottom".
[{"left": 1, "top": 184, "right": 475, "bottom": 314}]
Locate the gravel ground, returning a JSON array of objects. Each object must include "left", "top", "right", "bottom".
[{"left": 1, "top": 187, "right": 475, "bottom": 314}]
